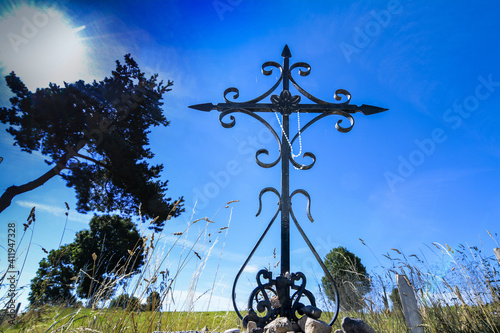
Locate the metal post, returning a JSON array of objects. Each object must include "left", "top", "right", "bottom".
[
  {"left": 189, "top": 45, "right": 387, "bottom": 327},
  {"left": 279, "top": 47, "right": 292, "bottom": 318},
  {"left": 281, "top": 47, "right": 291, "bottom": 278}
]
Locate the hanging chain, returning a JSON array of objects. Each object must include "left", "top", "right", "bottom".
[{"left": 274, "top": 111, "right": 303, "bottom": 170}]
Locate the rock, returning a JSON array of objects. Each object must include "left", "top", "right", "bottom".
[
  {"left": 291, "top": 320, "right": 302, "bottom": 333},
  {"left": 298, "top": 316, "right": 332, "bottom": 333},
  {"left": 264, "top": 317, "right": 292, "bottom": 333},
  {"left": 298, "top": 305, "right": 322, "bottom": 319},
  {"left": 247, "top": 321, "right": 257, "bottom": 333},
  {"left": 298, "top": 316, "right": 307, "bottom": 332},
  {"left": 270, "top": 295, "right": 281, "bottom": 309},
  {"left": 341, "top": 317, "right": 375, "bottom": 333},
  {"left": 224, "top": 329, "right": 241, "bottom": 333}
]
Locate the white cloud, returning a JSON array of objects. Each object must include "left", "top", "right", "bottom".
[
  {"left": 16, "top": 200, "right": 89, "bottom": 224},
  {"left": 165, "top": 289, "right": 236, "bottom": 312},
  {"left": 243, "top": 264, "right": 260, "bottom": 274}
]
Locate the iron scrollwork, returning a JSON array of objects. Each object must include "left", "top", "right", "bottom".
[
  {"left": 189, "top": 45, "right": 387, "bottom": 328},
  {"left": 243, "top": 270, "right": 318, "bottom": 328}
]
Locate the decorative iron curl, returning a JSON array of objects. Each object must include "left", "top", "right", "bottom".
[
  {"left": 290, "top": 110, "right": 355, "bottom": 149},
  {"left": 244, "top": 270, "right": 278, "bottom": 327},
  {"left": 290, "top": 272, "right": 317, "bottom": 322},
  {"left": 219, "top": 109, "right": 282, "bottom": 168},
  {"left": 244, "top": 271, "right": 318, "bottom": 326},
  {"left": 223, "top": 87, "right": 240, "bottom": 103},
  {"left": 290, "top": 152, "right": 316, "bottom": 170},
  {"left": 261, "top": 61, "right": 283, "bottom": 76},
  {"left": 290, "top": 62, "right": 311, "bottom": 77},
  {"left": 256, "top": 187, "right": 281, "bottom": 217},
  {"left": 232, "top": 188, "right": 281, "bottom": 321},
  {"left": 334, "top": 111, "right": 355, "bottom": 133},
  {"left": 289, "top": 61, "right": 352, "bottom": 105},
  {"left": 223, "top": 62, "right": 283, "bottom": 105},
  {"left": 290, "top": 189, "right": 314, "bottom": 222},
  {"left": 333, "top": 89, "right": 352, "bottom": 103}
]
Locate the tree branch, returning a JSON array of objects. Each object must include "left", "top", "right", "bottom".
[
  {"left": 74, "top": 153, "right": 109, "bottom": 169},
  {"left": 0, "top": 162, "right": 66, "bottom": 214}
]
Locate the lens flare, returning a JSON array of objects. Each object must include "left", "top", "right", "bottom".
[{"left": 0, "top": 4, "right": 88, "bottom": 90}]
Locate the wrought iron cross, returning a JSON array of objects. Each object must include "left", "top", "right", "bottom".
[{"left": 189, "top": 45, "right": 387, "bottom": 327}]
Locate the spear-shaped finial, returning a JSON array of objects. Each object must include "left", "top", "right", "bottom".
[
  {"left": 188, "top": 103, "right": 216, "bottom": 112},
  {"left": 358, "top": 104, "right": 389, "bottom": 115},
  {"left": 281, "top": 44, "right": 292, "bottom": 58}
]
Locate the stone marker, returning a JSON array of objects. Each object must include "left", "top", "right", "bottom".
[{"left": 396, "top": 274, "right": 423, "bottom": 333}]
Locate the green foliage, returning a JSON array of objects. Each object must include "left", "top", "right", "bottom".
[
  {"left": 27, "top": 245, "right": 77, "bottom": 307},
  {"left": 107, "top": 291, "right": 161, "bottom": 312},
  {"left": 72, "top": 214, "right": 145, "bottom": 299},
  {"left": 0, "top": 54, "right": 183, "bottom": 231},
  {"left": 321, "top": 246, "right": 371, "bottom": 311},
  {"left": 109, "top": 293, "right": 142, "bottom": 311},
  {"left": 3, "top": 307, "right": 242, "bottom": 332},
  {"left": 28, "top": 215, "right": 145, "bottom": 307},
  {"left": 389, "top": 287, "right": 402, "bottom": 313},
  {"left": 145, "top": 291, "right": 162, "bottom": 311}
]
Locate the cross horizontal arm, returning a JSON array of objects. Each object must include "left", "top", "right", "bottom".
[{"left": 188, "top": 103, "right": 387, "bottom": 115}]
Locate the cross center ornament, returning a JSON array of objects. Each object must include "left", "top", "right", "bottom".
[
  {"left": 189, "top": 45, "right": 387, "bottom": 328},
  {"left": 272, "top": 90, "right": 300, "bottom": 115}
]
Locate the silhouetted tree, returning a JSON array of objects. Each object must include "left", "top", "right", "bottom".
[
  {"left": 28, "top": 245, "right": 77, "bottom": 307},
  {"left": 109, "top": 293, "right": 141, "bottom": 311},
  {"left": 72, "top": 215, "right": 145, "bottom": 300},
  {"left": 28, "top": 214, "right": 145, "bottom": 307},
  {"left": 145, "top": 291, "right": 162, "bottom": 311},
  {"left": 0, "top": 54, "right": 183, "bottom": 231},
  {"left": 321, "top": 246, "right": 371, "bottom": 311}
]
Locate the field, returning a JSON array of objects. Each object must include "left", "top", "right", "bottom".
[
  {"left": 1, "top": 308, "right": 241, "bottom": 332},
  {"left": 2, "top": 207, "right": 500, "bottom": 332}
]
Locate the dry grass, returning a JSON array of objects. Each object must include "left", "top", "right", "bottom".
[
  {"left": 2, "top": 204, "right": 500, "bottom": 332},
  {"left": 327, "top": 238, "right": 500, "bottom": 333},
  {"left": 0, "top": 201, "right": 241, "bottom": 332}
]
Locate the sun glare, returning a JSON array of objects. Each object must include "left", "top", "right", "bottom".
[{"left": 0, "top": 4, "right": 88, "bottom": 90}]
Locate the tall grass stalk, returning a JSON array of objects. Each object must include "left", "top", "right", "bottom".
[
  {"left": 1, "top": 201, "right": 241, "bottom": 332},
  {"left": 3, "top": 204, "right": 500, "bottom": 332},
  {"left": 328, "top": 238, "right": 500, "bottom": 333}
]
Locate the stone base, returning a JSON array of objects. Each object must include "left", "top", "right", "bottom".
[
  {"left": 246, "top": 316, "right": 374, "bottom": 333},
  {"left": 245, "top": 315, "right": 331, "bottom": 333},
  {"left": 334, "top": 317, "right": 375, "bottom": 333},
  {"left": 298, "top": 316, "right": 332, "bottom": 333}
]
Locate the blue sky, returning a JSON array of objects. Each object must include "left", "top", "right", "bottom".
[{"left": 1, "top": 0, "right": 500, "bottom": 312}]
